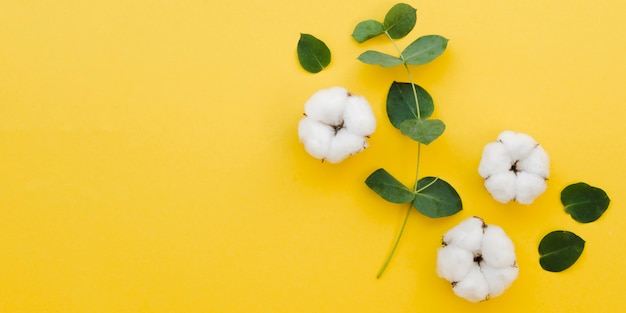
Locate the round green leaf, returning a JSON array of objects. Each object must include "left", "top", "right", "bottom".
[
  {"left": 402, "top": 35, "right": 449, "bottom": 66},
  {"left": 352, "top": 20, "right": 385, "bottom": 43},
  {"left": 412, "top": 177, "right": 462, "bottom": 218},
  {"left": 357, "top": 50, "right": 403, "bottom": 68},
  {"left": 539, "top": 230, "right": 585, "bottom": 272},
  {"left": 399, "top": 118, "right": 445, "bottom": 145},
  {"left": 561, "top": 182, "right": 610, "bottom": 223},
  {"left": 386, "top": 82, "right": 434, "bottom": 128},
  {"left": 383, "top": 3, "right": 417, "bottom": 39},
  {"left": 297, "top": 33, "right": 331, "bottom": 73},
  {"left": 365, "top": 168, "right": 416, "bottom": 204}
]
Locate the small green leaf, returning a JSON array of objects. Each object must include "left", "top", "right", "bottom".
[
  {"left": 539, "top": 230, "right": 585, "bottom": 272},
  {"left": 383, "top": 3, "right": 417, "bottom": 39},
  {"left": 352, "top": 20, "right": 385, "bottom": 43},
  {"left": 402, "top": 35, "right": 449, "bottom": 65},
  {"left": 297, "top": 33, "right": 331, "bottom": 73},
  {"left": 413, "top": 177, "right": 462, "bottom": 218},
  {"left": 399, "top": 119, "right": 445, "bottom": 145},
  {"left": 357, "top": 51, "right": 403, "bottom": 67},
  {"left": 386, "top": 82, "right": 434, "bottom": 128},
  {"left": 365, "top": 168, "right": 416, "bottom": 204},
  {"left": 561, "top": 183, "right": 610, "bottom": 223}
]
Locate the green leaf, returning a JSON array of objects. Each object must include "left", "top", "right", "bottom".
[
  {"left": 297, "top": 33, "right": 331, "bottom": 73},
  {"left": 357, "top": 50, "right": 403, "bottom": 68},
  {"left": 383, "top": 3, "right": 417, "bottom": 39},
  {"left": 402, "top": 35, "right": 449, "bottom": 65},
  {"left": 539, "top": 230, "right": 585, "bottom": 272},
  {"left": 386, "top": 82, "right": 434, "bottom": 128},
  {"left": 352, "top": 20, "right": 385, "bottom": 43},
  {"left": 561, "top": 182, "right": 610, "bottom": 223},
  {"left": 412, "top": 177, "right": 462, "bottom": 218},
  {"left": 399, "top": 119, "right": 445, "bottom": 145},
  {"left": 365, "top": 168, "right": 416, "bottom": 204}
]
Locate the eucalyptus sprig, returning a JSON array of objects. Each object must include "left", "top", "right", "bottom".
[{"left": 353, "top": 3, "right": 462, "bottom": 278}]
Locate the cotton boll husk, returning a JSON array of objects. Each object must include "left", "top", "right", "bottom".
[
  {"left": 481, "top": 264, "right": 519, "bottom": 298},
  {"left": 298, "top": 118, "right": 334, "bottom": 160},
  {"left": 442, "top": 217, "right": 485, "bottom": 252},
  {"left": 304, "top": 86, "right": 349, "bottom": 126},
  {"left": 436, "top": 245, "right": 475, "bottom": 283},
  {"left": 497, "top": 130, "right": 537, "bottom": 161},
  {"left": 452, "top": 265, "right": 489, "bottom": 303},
  {"left": 326, "top": 129, "right": 367, "bottom": 163},
  {"left": 513, "top": 172, "right": 547, "bottom": 204},
  {"left": 343, "top": 95, "right": 376, "bottom": 137},
  {"left": 484, "top": 172, "right": 516, "bottom": 203},
  {"left": 478, "top": 142, "right": 510, "bottom": 178},
  {"left": 516, "top": 145, "right": 550, "bottom": 178},
  {"left": 481, "top": 225, "right": 516, "bottom": 268}
]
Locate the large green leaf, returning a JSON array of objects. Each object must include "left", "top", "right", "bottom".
[
  {"left": 399, "top": 118, "right": 445, "bottom": 145},
  {"left": 402, "top": 35, "right": 448, "bottom": 65},
  {"left": 386, "top": 82, "right": 434, "bottom": 128},
  {"left": 365, "top": 168, "right": 415, "bottom": 204},
  {"left": 352, "top": 20, "right": 385, "bottom": 43},
  {"left": 539, "top": 230, "right": 585, "bottom": 272},
  {"left": 561, "top": 182, "right": 610, "bottom": 223},
  {"left": 383, "top": 3, "right": 417, "bottom": 39},
  {"left": 297, "top": 33, "right": 331, "bottom": 73},
  {"left": 357, "top": 51, "right": 403, "bottom": 68},
  {"left": 412, "top": 177, "right": 462, "bottom": 218}
]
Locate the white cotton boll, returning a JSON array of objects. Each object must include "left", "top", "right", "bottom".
[
  {"left": 442, "top": 217, "right": 485, "bottom": 252},
  {"left": 497, "top": 130, "right": 537, "bottom": 160},
  {"left": 298, "top": 117, "right": 334, "bottom": 160},
  {"left": 484, "top": 172, "right": 517, "bottom": 204},
  {"left": 325, "top": 129, "right": 367, "bottom": 163},
  {"left": 436, "top": 245, "right": 475, "bottom": 283},
  {"left": 478, "top": 142, "right": 510, "bottom": 178},
  {"left": 516, "top": 145, "right": 550, "bottom": 178},
  {"left": 298, "top": 87, "right": 376, "bottom": 163},
  {"left": 481, "top": 264, "right": 519, "bottom": 298},
  {"left": 514, "top": 172, "right": 547, "bottom": 205},
  {"left": 479, "top": 130, "right": 549, "bottom": 204},
  {"left": 304, "top": 86, "right": 349, "bottom": 126},
  {"left": 453, "top": 265, "right": 490, "bottom": 303},
  {"left": 438, "top": 218, "right": 518, "bottom": 302},
  {"left": 481, "top": 225, "right": 516, "bottom": 268},
  {"left": 343, "top": 95, "right": 376, "bottom": 137}
]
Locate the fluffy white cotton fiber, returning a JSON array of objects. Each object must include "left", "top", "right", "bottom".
[
  {"left": 298, "top": 87, "right": 376, "bottom": 163},
  {"left": 478, "top": 130, "right": 550, "bottom": 204},
  {"left": 437, "top": 217, "right": 518, "bottom": 303},
  {"left": 436, "top": 245, "right": 474, "bottom": 283}
]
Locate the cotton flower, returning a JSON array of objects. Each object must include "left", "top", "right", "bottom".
[
  {"left": 298, "top": 86, "right": 376, "bottom": 163},
  {"left": 478, "top": 130, "right": 550, "bottom": 204},
  {"left": 437, "top": 217, "right": 518, "bottom": 302}
]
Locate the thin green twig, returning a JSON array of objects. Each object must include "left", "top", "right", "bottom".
[{"left": 377, "top": 34, "right": 425, "bottom": 278}]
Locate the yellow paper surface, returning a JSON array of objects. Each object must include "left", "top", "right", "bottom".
[{"left": 1, "top": 1, "right": 625, "bottom": 312}]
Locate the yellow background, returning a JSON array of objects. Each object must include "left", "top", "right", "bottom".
[{"left": 1, "top": 0, "right": 625, "bottom": 312}]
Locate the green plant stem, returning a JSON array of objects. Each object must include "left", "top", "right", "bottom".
[
  {"left": 414, "top": 141, "right": 421, "bottom": 192},
  {"left": 401, "top": 61, "right": 424, "bottom": 192},
  {"left": 376, "top": 33, "right": 426, "bottom": 278},
  {"left": 377, "top": 203, "right": 412, "bottom": 279},
  {"left": 384, "top": 32, "right": 424, "bottom": 189}
]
